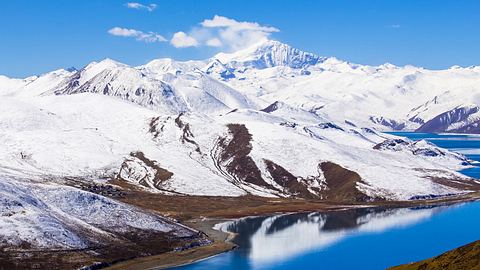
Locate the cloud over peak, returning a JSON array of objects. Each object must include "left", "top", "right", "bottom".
[
  {"left": 184, "top": 15, "right": 280, "bottom": 51},
  {"left": 107, "top": 15, "right": 279, "bottom": 51}
]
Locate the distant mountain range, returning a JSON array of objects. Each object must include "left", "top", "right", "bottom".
[{"left": 4, "top": 39, "right": 480, "bottom": 133}]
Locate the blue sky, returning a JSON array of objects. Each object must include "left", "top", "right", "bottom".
[{"left": 1, "top": 0, "right": 479, "bottom": 77}]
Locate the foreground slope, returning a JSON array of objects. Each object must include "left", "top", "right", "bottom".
[
  {"left": 389, "top": 240, "right": 480, "bottom": 270},
  {"left": 0, "top": 175, "right": 206, "bottom": 269}
]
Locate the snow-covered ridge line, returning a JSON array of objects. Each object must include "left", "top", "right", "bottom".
[{"left": 2, "top": 39, "right": 480, "bottom": 133}]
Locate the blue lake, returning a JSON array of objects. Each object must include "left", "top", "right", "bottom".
[{"left": 176, "top": 132, "right": 480, "bottom": 270}]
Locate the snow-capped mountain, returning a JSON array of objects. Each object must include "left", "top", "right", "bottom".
[
  {"left": 3, "top": 39, "right": 480, "bottom": 134},
  {"left": 214, "top": 39, "right": 324, "bottom": 69},
  {"left": 208, "top": 40, "right": 480, "bottom": 133},
  {"left": 0, "top": 62, "right": 478, "bottom": 200},
  {"left": 1, "top": 39, "right": 480, "bottom": 260},
  {"left": 54, "top": 58, "right": 256, "bottom": 114}
]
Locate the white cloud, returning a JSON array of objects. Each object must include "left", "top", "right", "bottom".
[
  {"left": 108, "top": 27, "right": 167, "bottom": 43},
  {"left": 170, "top": 31, "right": 199, "bottom": 48},
  {"left": 206, "top": 38, "right": 222, "bottom": 47},
  {"left": 187, "top": 15, "right": 279, "bottom": 51},
  {"left": 107, "top": 15, "right": 279, "bottom": 51},
  {"left": 125, "top": 2, "right": 157, "bottom": 12},
  {"left": 201, "top": 15, "right": 279, "bottom": 33}
]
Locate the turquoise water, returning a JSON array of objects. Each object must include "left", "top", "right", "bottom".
[{"left": 176, "top": 132, "right": 480, "bottom": 270}]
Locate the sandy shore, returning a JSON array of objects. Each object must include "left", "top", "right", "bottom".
[{"left": 103, "top": 218, "right": 235, "bottom": 270}]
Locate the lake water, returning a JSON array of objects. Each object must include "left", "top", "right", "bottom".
[{"left": 176, "top": 132, "right": 480, "bottom": 270}]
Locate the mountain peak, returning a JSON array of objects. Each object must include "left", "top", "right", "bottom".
[
  {"left": 97, "top": 58, "right": 127, "bottom": 67},
  {"left": 214, "top": 39, "right": 324, "bottom": 69},
  {"left": 81, "top": 58, "right": 127, "bottom": 74}
]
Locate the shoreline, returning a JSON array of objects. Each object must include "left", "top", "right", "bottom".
[
  {"left": 103, "top": 218, "right": 237, "bottom": 270},
  {"left": 102, "top": 191, "right": 480, "bottom": 270}
]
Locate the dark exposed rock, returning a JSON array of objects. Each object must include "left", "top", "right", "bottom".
[
  {"left": 361, "top": 127, "right": 377, "bottom": 134},
  {"left": 148, "top": 116, "right": 162, "bottom": 139},
  {"left": 429, "top": 174, "right": 480, "bottom": 192},
  {"left": 68, "top": 181, "right": 125, "bottom": 198},
  {"left": 373, "top": 139, "right": 463, "bottom": 160},
  {"left": 309, "top": 105, "right": 325, "bottom": 115},
  {"left": 264, "top": 159, "right": 316, "bottom": 198},
  {"left": 175, "top": 114, "right": 201, "bottom": 153},
  {"left": 215, "top": 124, "right": 272, "bottom": 189},
  {"left": 118, "top": 151, "right": 173, "bottom": 189},
  {"left": 369, "top": 116, "right": 406, "bottom": 130},
  {"left": 279, "top": 121, "right": 298, "bottom": 128},
  {"left": 261, "top": 101, "right": 281, "bottom": 113},
  {"left": 416, "top": 105, "right": 480, "bottom": 133},
  {"left": 213, "top": 126, "right": 372, "bottom": 201},
  {"left": 133, "top": 152, "right": 173, "bottom": 189},
  {"left": 303, "top": 127, "right": 325, "bottom": 140},
  {"left": 373, "top": 139, "right": 410, "bottom": 150},
  {"left": 409, "top": 194, "right": 456, "bottom": 200},
  {"left": 226, "top": 108, "right": 238, "bottom": 115},
  {"left": 408, "top": 115, "right": 425, "bottom": 125},
  {"left": 345, "top": 120, "right": 357, "bottom": 127},
  {"left": 220, "top": 70, "right": 235, "bottom": 79},
  {"left": 319, "top": 162, "right": 371, "bottom": 202},
  {"left": 318, "top": 122, "right": 344, "bottom": 131},
  {"left": 412, "top": 148, "right": 444, "bottom": 157}
]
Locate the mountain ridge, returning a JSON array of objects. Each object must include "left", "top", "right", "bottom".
[{"left": 3, "top": 39, "right": 479, "bottom": 134}]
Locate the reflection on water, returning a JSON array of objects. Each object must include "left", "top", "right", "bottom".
[
  {"left": 180, "top": 202, "right": 480, "bottom": 270},
  {"left": 216, "top": 206, "right": 442, "bottom": 264}
]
